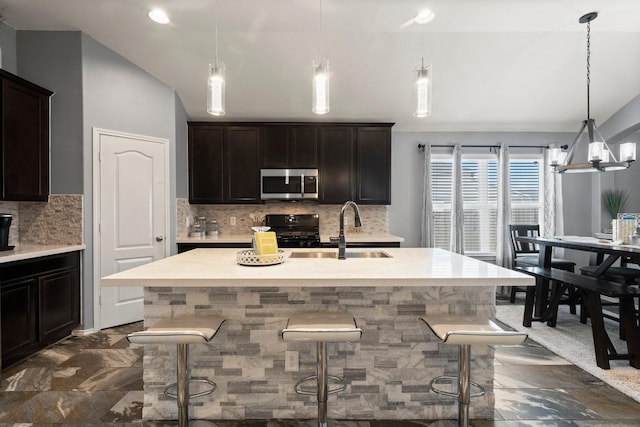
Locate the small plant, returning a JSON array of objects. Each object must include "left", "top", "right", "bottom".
[{"left": 602, "top": 189, "right": 631, "bottom": 219}]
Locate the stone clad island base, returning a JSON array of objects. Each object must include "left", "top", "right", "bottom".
[
  {"left": 101, "top": 248, "right": 533, "bottom": 422},
  {"left": 141, "top": 285, "right": 496, "bottom": 421}
]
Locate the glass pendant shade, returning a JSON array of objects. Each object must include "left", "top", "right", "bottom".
[
  {"left": 312, "top": 59, "right": 330, "bottom": 115},
  {"left": 588, "top": 141, "right": 605, "bottom": 162},
  {"left": 207, "top": 62, "right": 225, "bottom": 116},
  {"left": 549, "top": 147, "right": 566, "bottom": 166},
  {"left": 413, "top": 64, "right": 432, "bottom": 117},
  {"left": 620, "top": 142, "right": 637, "bottom": 162}
]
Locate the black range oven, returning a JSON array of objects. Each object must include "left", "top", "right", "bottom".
[{"left": 265, "top": 214, "right": 321, "bottom": 248}]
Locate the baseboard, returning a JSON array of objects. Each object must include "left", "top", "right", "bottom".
[{"left": 72, "top": 327, "right": 97, "bottom": 336}]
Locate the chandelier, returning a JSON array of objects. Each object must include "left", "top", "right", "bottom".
[{"left": 550, "top": 12, "right": 636, "bottom": 173}]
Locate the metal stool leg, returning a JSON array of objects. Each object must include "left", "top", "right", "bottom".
[
  {"left": 458, "top": 344, "right": 471, "bottom": 427},
  {"left": 177, "top": 343, "right": 189, "bottom": 427},
  {"left": 317, "top": 341, "right": 328, "bottom": 427}
]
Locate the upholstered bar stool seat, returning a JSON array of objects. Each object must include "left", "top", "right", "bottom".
[
  {"left": 127, "top": 315, "right": 226, "bottom": 427},
  {"left": 282, "top": 311, "right": 362, "bottom": 427},
  {"left": 421, "top": 315, "right": 528, "bottom": 427}
]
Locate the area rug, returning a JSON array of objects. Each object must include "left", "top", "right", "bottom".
[{"left": 496, "top": 303, "right": 640, "bottom": 403}]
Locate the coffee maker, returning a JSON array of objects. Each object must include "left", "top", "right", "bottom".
[{"left": 0, "top": 213, "right": 13, "bottom": 250}]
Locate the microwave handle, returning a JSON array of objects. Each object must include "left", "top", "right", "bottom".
[{"left": 301, "top": 173, "right": 305, "bottom": 198}]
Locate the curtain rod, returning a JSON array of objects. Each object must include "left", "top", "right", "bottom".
[{"left": 417, "top": 143, "right": 568, "bottom": 151}]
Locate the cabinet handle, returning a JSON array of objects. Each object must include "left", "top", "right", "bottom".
[{"left": 156, "top": 236, "right": 164, "bottom": 242}]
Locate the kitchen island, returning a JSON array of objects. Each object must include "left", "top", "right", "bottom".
[{"left": 102, "top": 247, "right": 532, "bottom": 422}]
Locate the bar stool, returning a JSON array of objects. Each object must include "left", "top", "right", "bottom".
[
  {"left": 282, "top": 311, "right": 362, "bottom": 427},
  {"left": 127, "top": 315, "right": 226, "bottom": 427},
  {"left": 420, "top": 315, "right": 528, "bottom": 427}
]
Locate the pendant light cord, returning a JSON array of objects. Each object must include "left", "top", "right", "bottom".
[
  {"left": 319, "top": 0, "right": 323, "bottom": 59},
  {"left": 215, "top": 0, "right": 219, "bottom": 67}
]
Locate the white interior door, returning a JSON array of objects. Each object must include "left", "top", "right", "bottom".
[{"left": 95, "top": 128, "right": 168, "bottom": 329}]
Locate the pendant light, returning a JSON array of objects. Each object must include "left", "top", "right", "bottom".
[
  {"left": 312, "top": 0, "right": 329, "bottom": 115},
  {"left": 550, "top": 12, "right": 635, "bottom": 173},
  {"left": 207, "top": 1, "right": 225, "bottom": 116},
  {"left": 413, "top": 8, "right": 433, "bottom": 118},
  {"left": 414, "top": 58, "right": 432, "bottom": 117}
]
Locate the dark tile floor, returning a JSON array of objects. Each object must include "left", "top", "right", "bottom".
[{"left": 2, "top": 307, "right": 640, "bottom": 426}]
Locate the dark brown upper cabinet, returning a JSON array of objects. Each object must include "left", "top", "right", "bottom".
[
  {"left": 318, "top": 123, "right": 393, "bottom": 205},
  {"left": 318, "top": 126, "right": 355, "bottom": 204},
  {"left": 0, "top": 70, "right": 53, "bottom": 201},
  {"left": 188, "top": 125, "right": 224, "bottom": 204},
  {"left": 224, "top": 126, "right": 261, "bottom": 203},
  {"left": 188, "top": 122, "right": 392, "bottom": 205},
  {"left": 188, "top": 123, "right": 262, "bottom": 204},
  {"left": 356, "top": 126, "right": 392, "bottom": 205},
  {"left": 262, "top": 125, "right": 318, "bottom": 168}
]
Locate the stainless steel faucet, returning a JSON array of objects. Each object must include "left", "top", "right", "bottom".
[{"left": 331, "top": 201, "right": 362, "bottom": 259}]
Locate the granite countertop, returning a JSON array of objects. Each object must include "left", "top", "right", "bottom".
[
  {"left": 176, "top": 233, "right": 405, "bottom": 244},
  {"left": 0, "top": 244, "right": 86, "bottom": 264},
  {"left": 101, "top": 247, "right": 532, "bottom": 288}
]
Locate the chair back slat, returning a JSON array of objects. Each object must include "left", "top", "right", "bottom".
[{"left": 509, "top": 224, "right": 540, "bottom": 255}]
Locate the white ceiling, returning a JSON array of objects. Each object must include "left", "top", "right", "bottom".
[{"left": 2, "top": 0, "right": 640, "bottom": 132}]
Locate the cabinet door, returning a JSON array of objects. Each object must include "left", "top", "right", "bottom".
[
  {"left": 39, "top": 267, "right": 80, "bottom": 345},
  {"left": 262, "top": 126, "right": 290, "bottom": 168},
  {"left": 262, "top": 126, "right": 318, "bottom": 168},
  {"left": 1, "top": 77, "right": 51, "bottom": 201},
  {"left": 189, "top": 125, "right": 224, "bottom": 203},
  {"left": 319, "top": 127, "right": 354, "bottom": 204},
  {"left": 225, "top": 126, "right": 261, "bottom": 203},
  {"left": 356, "top": 126, "right": 391, "bottom": 204},
  {"left": 1, "top": 277, "right": 39, "bottom": 367},
  {"left": 290, "top": 126, "right": 318, "bottom": 168}
]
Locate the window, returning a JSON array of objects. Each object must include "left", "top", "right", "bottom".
[{"left": 431, "top": 154, "right": 542, "bottom": 255}]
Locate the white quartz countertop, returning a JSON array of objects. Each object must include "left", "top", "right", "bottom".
[
  {"left": 101, "top": 247, "right": 532, "bottom": 288},
  {"left": 0, "top": 244, "right": 86, "bottom": 264},
  {"left": 176, "top": 233, "right": 405, "bottom": 244}
]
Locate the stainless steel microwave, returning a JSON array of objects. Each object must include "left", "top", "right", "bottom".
[{"left": 260, "top": 169, "right": 319, "bottom": 200}]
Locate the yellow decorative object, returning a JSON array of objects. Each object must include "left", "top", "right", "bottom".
[{"left": 254, "top": 231, "right": 279, "bottom": 260}]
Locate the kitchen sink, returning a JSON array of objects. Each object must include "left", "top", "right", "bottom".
[{"left": 289, "top": 251, "right": 392, "bottom": 259}]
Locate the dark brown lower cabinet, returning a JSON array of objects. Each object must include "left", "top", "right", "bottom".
[{"left": 1, "top": 251, "right": 80, "bottom": 368}]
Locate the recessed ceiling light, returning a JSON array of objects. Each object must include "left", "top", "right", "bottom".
[
  {"left": 414, "top": 9, "right": 435, "bottom": 25},
  {"left": 148, "top": 8, "right": 170, "bottom": 24}
]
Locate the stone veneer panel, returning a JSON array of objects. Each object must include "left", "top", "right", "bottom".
[
  {"left": 176, "top": 198, "right": 388, "bottom": 239},
  {"left": 18, "top": 194, "right": 83, "bottom": 245},
  {"left": 140, "top": 285, "right": 496, "bottom": 421}
]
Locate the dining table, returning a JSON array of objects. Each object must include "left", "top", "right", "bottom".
[{"left": 515, "top": 235, "right": 640, "bottom": 369}]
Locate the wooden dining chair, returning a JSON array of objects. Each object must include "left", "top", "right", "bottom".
[{"left": 509, "top": 224, "right": 578, "bottom": 310}]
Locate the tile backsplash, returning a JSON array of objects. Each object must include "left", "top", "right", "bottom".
[
  {"left": 177, "top": 198, "right": 389, "bottom": 238},
  {"left": 14, "top": 194, "right": 83, "bottom": 245}
]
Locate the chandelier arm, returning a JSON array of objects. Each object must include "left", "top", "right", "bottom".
[
  {"left": 564, "top": 120, "right": 588, "bottom": 165},
  {"left": 593, "top": 125, "right": 619, "bottom": 162}
]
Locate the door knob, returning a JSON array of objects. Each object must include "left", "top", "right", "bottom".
[{"left": 156, "top": 236, "right": 164, "bottom": 242}]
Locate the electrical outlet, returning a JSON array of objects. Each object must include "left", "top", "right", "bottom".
[
  {"left": 285, "top": 350, "right": 298, "bottom": 372},
  {"left": 230, "top": 216, "right": 236, "bottom": 226}
]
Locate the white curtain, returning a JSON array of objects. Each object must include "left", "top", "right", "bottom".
[
  {"left": 449, "top": 144, "right": 464, "bottom": 254},
  {"left": 544, "top": 145, "right": 565, "bottom": 238},
  {"left": 496, "top": 143, "right": 513, "bottom": 268},
  {"left": 421, "top": 144, "right": 435, "bottom": 247}
]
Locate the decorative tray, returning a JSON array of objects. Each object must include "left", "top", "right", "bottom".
[{"left": 237, "top": 249, "right": 285, "bottom": 266}]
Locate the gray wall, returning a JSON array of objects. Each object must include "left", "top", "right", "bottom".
[
  {"left": 175, "top": 93, "right": 189, "bottom": 200},
  {"left": 17, "top": 32, "right": 84, "bottom": 194},
  {"left": 81, "top": 33, "right": 178, "bottom": 329},
  {"left": 0, "top": 22, "right": 17, "bottom": 73},
  {"left": 15, "top": 31, "right": 180, "bottom": 330}
]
